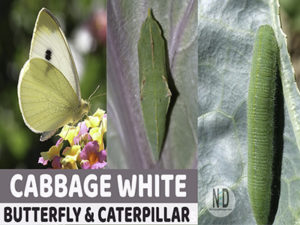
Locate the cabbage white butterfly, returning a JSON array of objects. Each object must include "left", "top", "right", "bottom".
[{"left": 18, "top": 8, "right": 89, "bottom": 141}]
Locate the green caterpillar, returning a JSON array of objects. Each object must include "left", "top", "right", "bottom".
[{"left": 248, "top": 25, "right": 283, "bottom": 225}]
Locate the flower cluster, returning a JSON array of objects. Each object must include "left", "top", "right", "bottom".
[{"left": 38, "top": 109, "right": 107, "bottom": 169}]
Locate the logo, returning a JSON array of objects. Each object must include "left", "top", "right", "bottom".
[{"left": 206, "top": 185, "right": 235, "bottom": 217}]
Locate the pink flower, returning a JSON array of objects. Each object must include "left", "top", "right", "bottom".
[
  {"left": 56, "top": 138, "right": 63, "bottom": 146},
  {"left": 52, "top": 156, "right": 62, "bottom": 169},
  {"left": 74, "top": 122, "right": 91, "bottom": 145},
  {"left": 80, "top": 141, "right": 107, "bottom": 169},
  {"left": 38, "top": 157, "right": 48, "bottom": 165}
]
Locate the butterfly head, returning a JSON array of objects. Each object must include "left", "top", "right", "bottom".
[{"left": 80, "top": 99, "right": 90, "bottom": 117}]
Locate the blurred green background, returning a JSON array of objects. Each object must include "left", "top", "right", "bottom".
[
  {"left": 280, "top": 0, "right": 300, "bottom": 88},
  {"left": 0, "top": 0, "right": 106, "bottom": 168}
]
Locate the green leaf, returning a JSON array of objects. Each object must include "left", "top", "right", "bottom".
[
  {"left": 138, "top": 9, "right": 171, "bottom": 161},
  {"left": 198, "top": 0, "right": 300, "bottom": 224}
]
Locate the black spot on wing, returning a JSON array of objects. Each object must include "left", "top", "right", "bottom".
[{"left": 45, "top": 49, "right": 52, "bottom": 61}]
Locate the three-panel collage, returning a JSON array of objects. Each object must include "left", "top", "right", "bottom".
[{"left": 1, "top": 0, "right": 300, "bottom": 224}]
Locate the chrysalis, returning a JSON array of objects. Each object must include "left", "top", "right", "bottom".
[{"left": 138, "top": 9, "right": 171, "bottom": 160}]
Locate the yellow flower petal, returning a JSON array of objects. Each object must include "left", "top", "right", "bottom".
[
  {"left": 85, "top": 116, "right": 100, "bottom": 128},
  {"left": 93, "top": 109, "right": 105, "bottom": 119},
  {"left": 40, "top": 143, "right": 62, "bottom": 161},
  {"left": 61, "top": 145, "right": 81, "bottom": 170},
  {"left": 62, "top": 145, "right": 81, "bottom": 157},
  {"left": 59, "top": 125, "right": 79, "bottom": 145},
  {"left": 90, "top": 127, "right": 104, "bottom": 150},
  {"left": 101, "top": 117, "right": 107, "bottom": 133},
  {"left": 85, "top": 109, "right": 106, "bottom": 128},
  {"left": 61, "top": 158, "right": 78, "bottom": 169}
]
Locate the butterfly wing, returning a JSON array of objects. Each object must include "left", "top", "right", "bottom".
[
  {"left": 29, "top": 8, "right": 81, "bottom": 101},
  {"left": 18, "top": 58, "right": 80, "bottom": 133},
  {"left": 40, "top": 130, "right": 58, "bottom": 142}
]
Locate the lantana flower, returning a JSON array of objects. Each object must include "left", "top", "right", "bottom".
[
  {"left": 38, "top": 109, "right": 107, "bottom": 169},
  {"left": 80, "top": 141, "right": 107, "bottom": 169},
  {"left": 38, "top": 138, "right": 63, "bottom": 165}
]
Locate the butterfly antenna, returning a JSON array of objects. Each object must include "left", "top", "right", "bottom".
[
  {"left": 88, "top": 85, "right": 100, "bottom": 102},
  {"left": 89, "top": 93, "right": 106, "bottom": 102}
]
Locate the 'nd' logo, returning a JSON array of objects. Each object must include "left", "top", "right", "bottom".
[{"left": 206, "top": 185, "right": 235, "bottom": 217}]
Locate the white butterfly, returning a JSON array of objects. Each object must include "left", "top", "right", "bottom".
[{"left": 18, "top": 8, "right": 89, "bottom": 141}]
